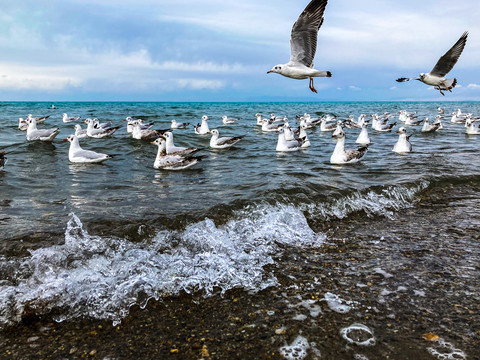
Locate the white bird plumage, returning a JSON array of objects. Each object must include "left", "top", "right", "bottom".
[
  {"left": 267, "top": 0, "right": 332, "bottom": 93},
  {"left": 64, "top": 135, "right": 113, "bottom": 163},
  {"left": 396, "top": 32, "right": 468, "bottom": 95}
]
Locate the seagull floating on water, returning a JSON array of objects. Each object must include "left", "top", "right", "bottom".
[
  {"left": 85, "top": 118, "right": 119, "bottom": 138},
  {"left": 356, "top": 122, "right": 371, "bottom": 145},
  {"left": 392, "top": 127, "right": 412, "bottom": 153},
  {"left": 125, "top": 117, "right": 154, "bottom": 133},
  {"left": 267, "top": 0, "right": 332, "bottom": 93},
  {"left": 131, "top": 120, "right": 167, "bottom": 141},
  {"left": 25, "top": 118, "right": 60, "bottom": 141},
  {"left": 151, "top": 138, "right": 203, "bottom": 170},
  {"left": 171, "top": 119, "right": 190, "bottom": 129},
  {"left": 209, "top": 129, "right": 243, "bottom": 149},
  {"left": 330, "top": 129, "right": 368, "bottom": 164},
  {"left": 27, "top": 114, "right": 50, "bottom": 123},
  {"left": 396, "top": 32, "right": 468, "bottom": 95},
  {"left": 18, "top": 118, "right": 28, "bottom": 131},
  {"left": 222, "top": 115, "right": 239, "bottom": 125},
  {"left": 194, "top": 115, "right": 210, "bottom": 135},
  {"left": 465, "top": 119, "right": 480, "bottom": 135},
  {"left": 74, "top": 124, "right": 87, "bottom": 138},
  {"left": 276, "top": 127, "right": 305, "bottom": 152},
  {"left": 162, "top": 132, "right": 199, "bottom": 156},
  {"left": 62, "top": 113, "right": 81, "bottom": 123},
  {"left": 64, "top": 135, "right": 113, "bottom": 163},
  {"left": 421, "top": 118, "right": 441, "bottom": 133}
]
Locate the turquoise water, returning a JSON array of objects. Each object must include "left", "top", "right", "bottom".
[
  {"left": 0, "top": 102, "right": 479, "bottom": 357},
  {"left": 1, "top": 101, "right": 479, "bottom": 240}
]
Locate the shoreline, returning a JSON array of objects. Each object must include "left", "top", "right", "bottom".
[{"left": 1, "top": 181, "right": 478, "bottom": 359}]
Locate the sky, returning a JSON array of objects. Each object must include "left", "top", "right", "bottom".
[{"left": 0, "top": 0, "right": 479, "bottom": 102}]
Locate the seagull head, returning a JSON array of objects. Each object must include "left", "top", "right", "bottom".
[
  {"left": 397, "top": 127, "right": 407, "bottom": 134},
  {"left": 209, "top": 129, "right": 219, "bottom": 136},
  {"left": 267, "top": 65, "right": 283, "bottom": 74},
  {"left": 63, "top": 134, "right": 76, "bottom": 143},
  {"left": 332, "top": 130, "right": 346, "bottom": 139},
  {"left": 202, "top": 115, "right": 209, "bottom": 121},
  {"left": 417, "top": 73, "right": 426, "bottom": 81}
]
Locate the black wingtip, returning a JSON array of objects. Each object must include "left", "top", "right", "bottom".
[{"left": 326, "top": 71, "right": 332, "bottom": 78}]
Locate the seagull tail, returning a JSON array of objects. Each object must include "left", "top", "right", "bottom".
[
  {"left": 315, "top": 71, "right": 332, "bottom": 78},
  {"left": 445, "top": 78, "right": 457, "bottom": 90}
]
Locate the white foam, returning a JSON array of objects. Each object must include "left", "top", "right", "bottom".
[
  {"left": 280, "top": 336, "right": 310, "bottom": 360},
  {"left": 0, "top": 206, "right": 324, "bottom": 328},
  {"left": 427, "top": 338, "right": 466, "bottom": 360},
  {"left": 306, "top": 182, "right": 428, "bottom": 221},
  {"left": 340, "top": 323, "right": 376, "bottom": 346},
  {"left": 324, "top": 292, "right": 353, "bottom": 314}
]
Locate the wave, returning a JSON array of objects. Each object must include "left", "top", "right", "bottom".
[{"left": 0, "top": 181, "right": 429, "bottom": 329}]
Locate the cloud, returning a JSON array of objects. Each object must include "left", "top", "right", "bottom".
[
  {"left": 467, "top": 83, "right": 480, "bottom": 89},
  {"left": 349, "top": 85, "right": 361, "bottom": 91}
]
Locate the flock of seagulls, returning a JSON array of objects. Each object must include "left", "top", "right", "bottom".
[
  {"left": 2, "top": 105, "right": 477, "bottom": 172},
  {"left": 268, "top": 0, "right": 468, "bottom": 95}
]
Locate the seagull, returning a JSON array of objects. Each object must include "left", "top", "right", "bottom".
[
  {"left": 270, "top": 113, "right": 288, "bottom": 123},
  {"left": 356, "top": 122, "right": 371, "bottom": 145},
  {"left": 255, "top": 113, "right": 267, "bottom": 126},
  {"left": 276, "top": 127, "right": 304, "bottom": 152},
  {"left": 26, "top": 114, "right": 49, "bottom": 124},
  {"left": 162, "top": 132, "right": 199, "bottom": 156},
  {"left": 209, "top": 129, "right": 243, "bottom": 149},
  {"left": 267, "top": 0, "right": 332, "bottom": 93},
  {"left": 194, "top": 115, "right": 210, "bottom": 134},
  {"left": 74, "top": 124, "right": 87, "bottom": 138},
  {"left": 320, "top": 117, "right": 337, "bottom": 132},
  {"left": 392, "top": 127, "right": 412, "bottom": 153},
  {"left": 151, "top": 137, "right": 203, "bottom": 170},
  {"left": 262, "top": 119, "right": 283, "bottom": 132},
  {"left": 62, "top": 113, "right": 81, "bottom": 123},
  {"left": 171, "top": 119, "right": 190, "bottom": 129},
  {"left": 64, "top": 135, "right": 113, "bottom": 163},
  {"left": 433, "top": 115, "right": 444, "bottom": 129},
  {"left": 465, "top": 119, "right": 480, "bottom": 135},
  {"left": 330, "top": 129, "right": 368, "bottom": 164},
  {"left": 438, "top": 107, "right": 445, "bottom": 114},
  {"left": 222, "top": 115, "right": 239, "bottom": 125},
  {"left": 85, "top": 118, "right": 120, "bottom": 138},
  {"left": 18, "top": 118, "right": 28, "bottom": 131},
  {"left": 421, "top": 118, "right": 441, "bottom": 133},
  {"left": 26, "top": 118, "right": 60, "bottom": 141},
  {"left": 396, "top": 31, "right": 468, "bottom": 95},
  {"left": 131, "top": 120, "right": 168, "bottom": 141},
  {"left": 0, "top": 151, "right": 7, "bottom": 170},
  {"left": 297, "top": 123, "right": 311, "bottom": 148},
  {"left": 125, "top": 117, "right": 154, "bottom": 133},
  {"left": 93, "top": 118, "right": 112, "bottom": 129}
]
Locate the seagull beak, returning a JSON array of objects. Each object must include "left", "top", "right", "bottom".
[
  {"left": 150, "top": 141, "right": 156, "bottom": 145},
  {"left": 267, "top": 70, "right": 273, "bottom": 74},
  {"left": 63, "top": 138, "right": 69, "bottom": 141}
]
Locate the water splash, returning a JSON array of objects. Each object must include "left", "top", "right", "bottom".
[
  {"left": 0, "top": 205, "right": 323, "bottom": 328},
  {"left": 305, "top": 181, "right": 429, "bottom": 220}
]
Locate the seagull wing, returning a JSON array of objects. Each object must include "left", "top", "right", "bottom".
[
  {"left": 289, "top": 0, "right": 328, "bottom": 68},
  {"left": 429, "top": 31, "right": 468, "bottom": 77}
]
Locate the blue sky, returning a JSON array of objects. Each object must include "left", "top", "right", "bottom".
[{"left": 0, "top": 0, "right": 479, "bottom": 101}]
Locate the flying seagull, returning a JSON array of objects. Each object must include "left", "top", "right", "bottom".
[
  {"left": 396, "top": 31, "right": 468, "bottom": 96},
  {"left": 267, "top": 0, "right": 331, "bottom": 93}
]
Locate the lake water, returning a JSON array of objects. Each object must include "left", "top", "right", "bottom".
[{"left": 0, "top": 101, "right": 479, "bottom": 359}]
